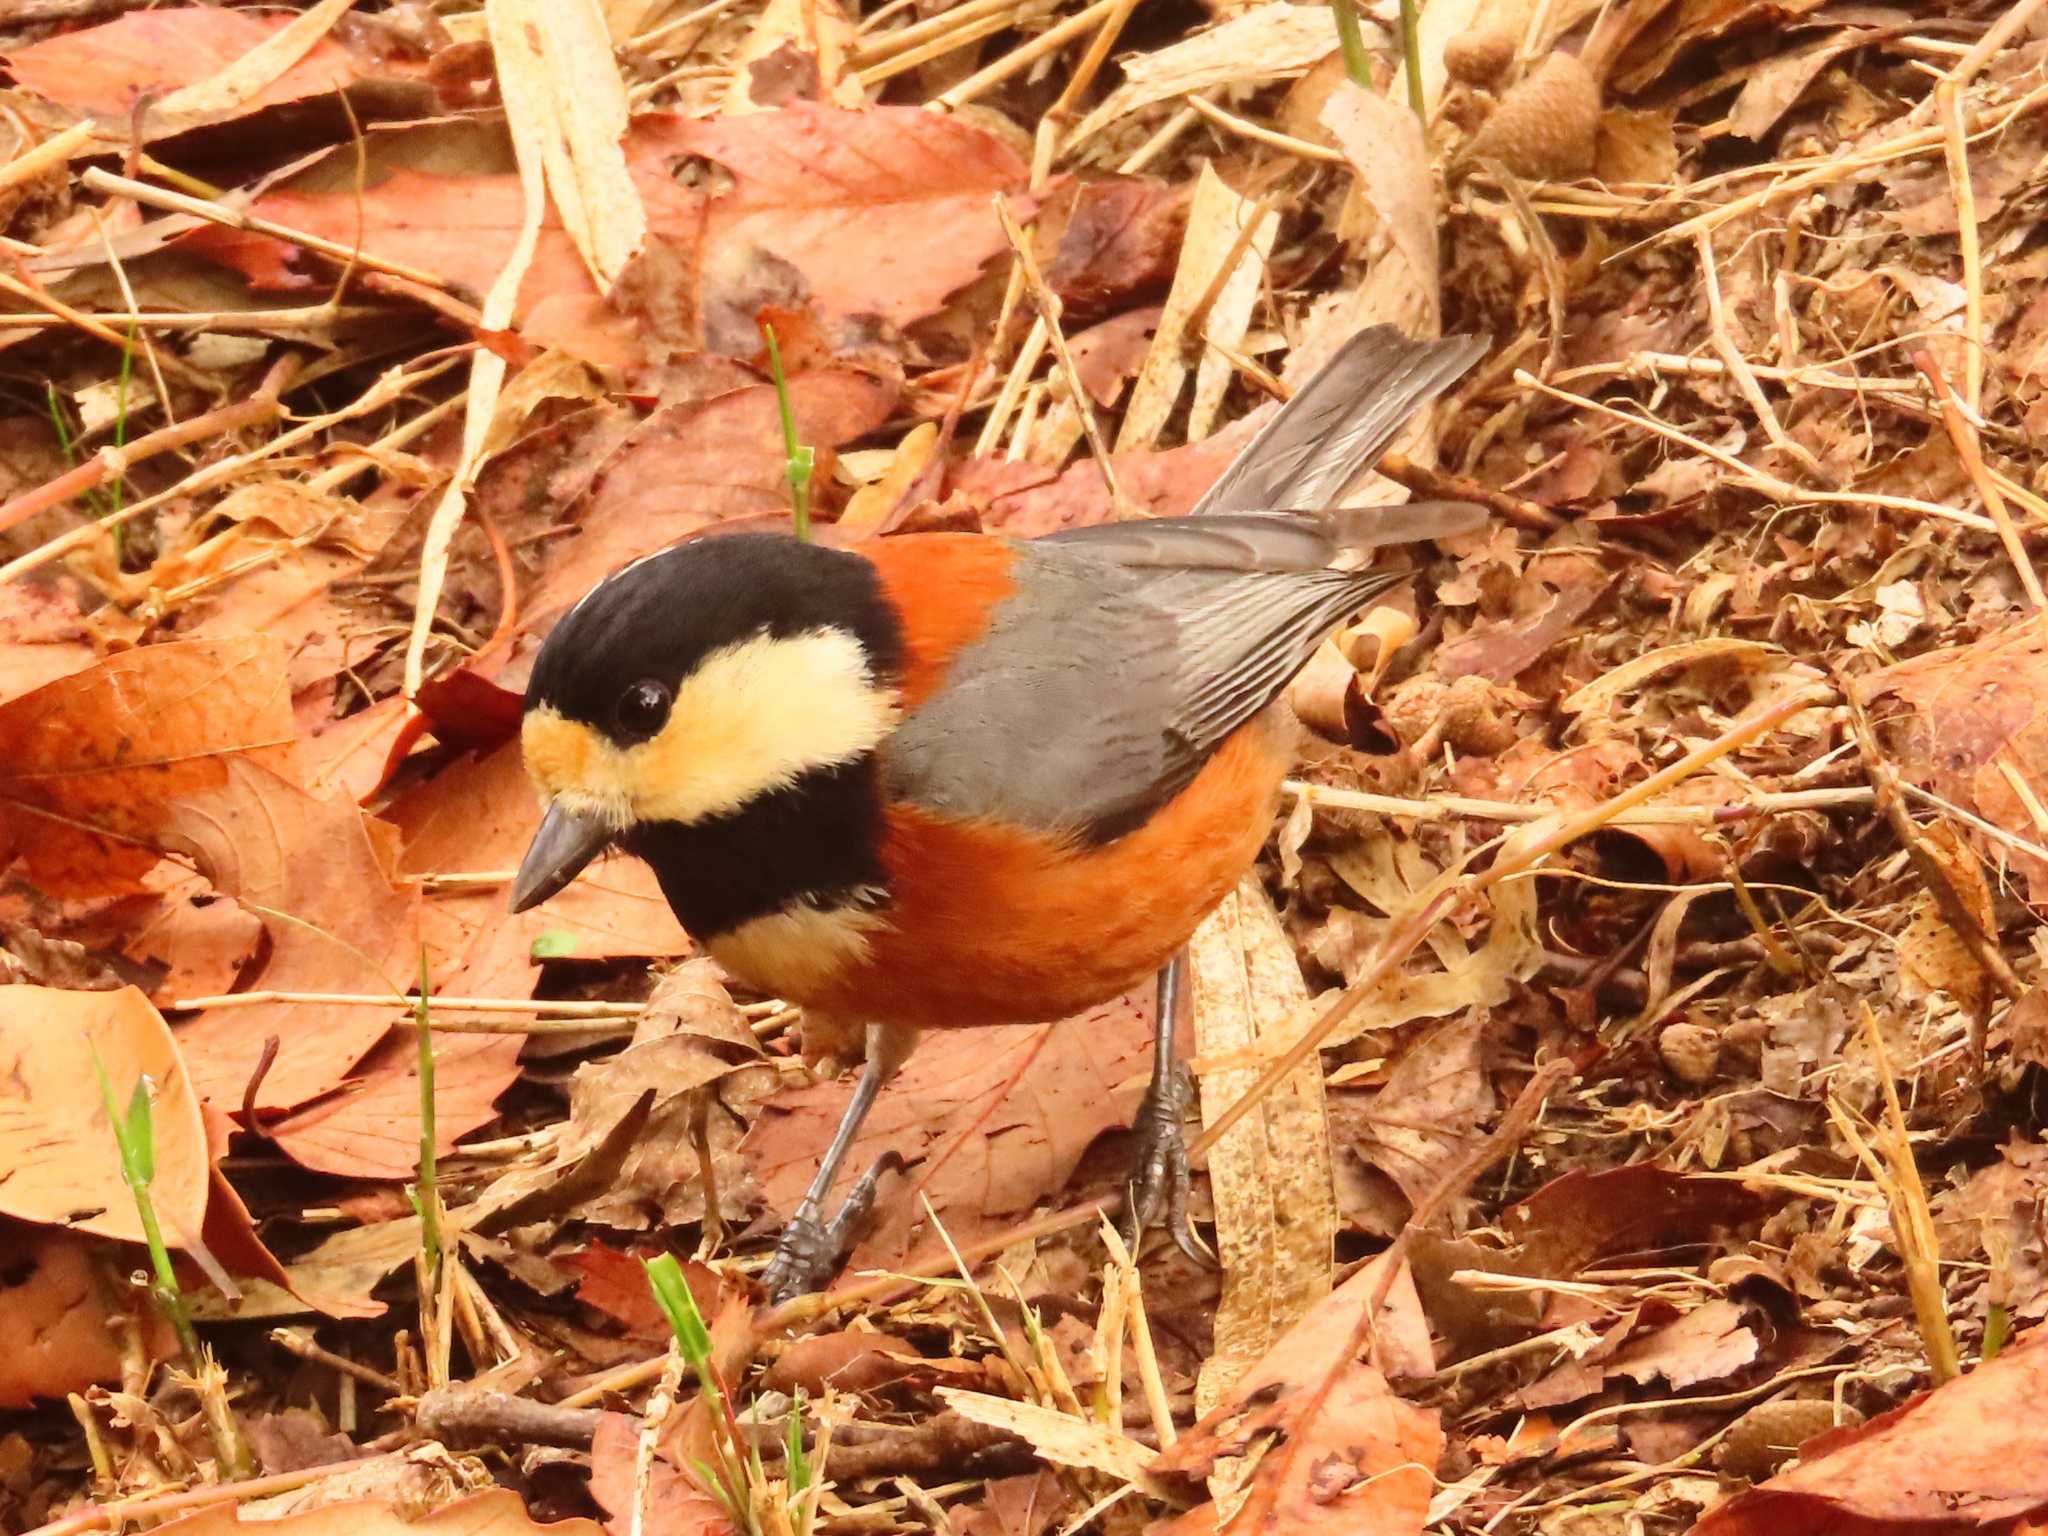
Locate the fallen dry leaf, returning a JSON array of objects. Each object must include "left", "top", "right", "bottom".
[
  {"left": 745, "top": 990, "right": 1156, "bottom": 1267},
  {"left": 0, "top": 1225, "right": 175, "bottom": 1408},
  {"left": 0, "top": 985, "right": 207, "bottom": 1246},
  {"left": 1694, "top": 1327, "right": 2048, "bottom": 1535},
  {"left": 153, "top": 1487, "right": 602, "bottom": 1535},
  {"left": 1868, "top": 626, "right": 2048, "bottom": 905},
  {"left": 6, "top": 8, "right": 409, "bottom": 135},
  {"left": 266, "top": 1028, "right": 520, "bottom": 1181},
  {"left": 188, "top": 105, "right": 1026, "bottom": 363},
  {"left": 1156, "top": 1253, "right": 1438, "bottom": 1535},
  {"left": 588, "top": 1409, "right": 732, "bottom": 1536}
]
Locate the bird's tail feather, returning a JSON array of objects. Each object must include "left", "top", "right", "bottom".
[{"left": 1189, "top": 325, "right": 1486, "bottom": 519}]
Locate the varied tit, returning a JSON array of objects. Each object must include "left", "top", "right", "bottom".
[{"left": 511, "top": 325, "right": 1487, "bottom": 1300}]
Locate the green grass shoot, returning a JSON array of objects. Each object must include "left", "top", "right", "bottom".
[
  {"left": 1397, "top": 0, "right": 1425, "bottom": 117},
  {"left": 90, "top": 1045, "right": 201, "bottom": 1367},
  {"left": 760, "top": 320, "right": 815, "bottom": 544},
  {"left": 1331, "top": 0, "right": 1371, "bottom": 89}
]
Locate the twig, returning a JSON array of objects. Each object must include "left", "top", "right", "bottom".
[
  {"left": 1191, "top": 684, "right": 1834, "bottom": 1157},
  {"left": 1376, "top": 447, "right": 1562, "bottom": 532},
  {"left": 269, "top": 1329, "right": 403, "bottom": 1395},
  {"left": 1182, "top": 95, "right": 1345, "bottom": 162},
  {"left": 0, "top": 352, "right": 298, "bottom": 538},
  {"left": 0, "top": 119, "right": 95, "bottom": 194},
  {"left": 1937, "top": 81, "right": 1985, "bottom": 413},
  {"left": 1694, "top": 229, "right": 1824, "bottom": 479},
  {"left": 1914, "top": 349, "right": 2046, "bottom": 611},
  {"left": 1285, "top": 779, "right": 1872, "bottom": 825},
  {"left": 0, "top": 354, "right": 458, "bottom": 587},
  {"left": 934, "top": 0, "right": 1125, "bottom": 109},
  {"left": 1517, "top": 370, "right": 2004, "bottom": 534},
  {"left": 1839, "top": 679, "right": 2022, "bottom": 1067},
  {"left": 79, "top": 167, "right": 448, "bottom": 290},
  {"left": 992, "top": 196, "right": 1129, "bottom": 515}
]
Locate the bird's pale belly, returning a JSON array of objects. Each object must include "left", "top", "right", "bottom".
[{"left": 708, "top": 714, "right": 1292, "bottom": 1030}]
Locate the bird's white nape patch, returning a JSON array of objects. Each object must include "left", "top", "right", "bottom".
[
  {"left": 707, "top": 893, "right": 888, "bottom": 1000},
  {"left": 521, "top": 627, "right": 899, "bottom": 829}
]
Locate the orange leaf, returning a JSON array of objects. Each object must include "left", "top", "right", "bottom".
[{"left": 0, "top": 984, "right": 208, "bottom": 1244}]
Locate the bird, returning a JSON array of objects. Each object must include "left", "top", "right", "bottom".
[{"left": 510, "top": 324, "right": 1487, "bottom": 1301}]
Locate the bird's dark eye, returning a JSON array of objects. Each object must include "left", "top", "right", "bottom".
[{"left": 615, "top": 678, "right": 673, "bottom": 741}]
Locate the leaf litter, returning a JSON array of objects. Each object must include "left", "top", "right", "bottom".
[{"left": 7, "top": 0, "right": 2048, "bottom": 1534}]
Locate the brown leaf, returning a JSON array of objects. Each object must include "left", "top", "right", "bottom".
[
  {"left": 744, "top": 991, "right": 1156, "bottom": 1267},
  {"left": 0, "top": 635, "right": 297, "bottom": 895},
  {"left": 7, "top": 10, "right": 395, "bottom": 130},
  {"left": 0, "top": 637, "right": 418, "bottom": 1115},
  {"left": 162, "top": 764, "right": 419, "bottom": 1114},
  {"left": 266, "top": 1028, "right": 520, "bottom": 1180},
  {"left": 1868, "top": 627, "right": 2048, "bottom": 905},
  {"left": 0, "top": 985, "right": 208, "bottom": 1244},
  {"left": 189, "top": 105, "right": 1026, "bottom": 364},
  {"left": 1502, "top": 1165, "right": 1775, "bottom": 1279},
  {"left": 588, "top": 1410, "right": 732, "bottom": 1536},
  {"left": 1693, "top": 1327, "right": 2048, "bottom": 1535},
  {"left": 0, "top": 1225, "right": 175, "bottom": 1408},
  {"left": 1157, "top": 1254, "right": 1438, "bottom": 1535},
  {"left": 1608, "top": 1298, "right": 1760, "bottom": 1389},
  {"left": 390, "top": 740, "right": 688, "bottom": 1001},
  {"left": 1333, "top": 1009, "right": 1495, "bottom": 1227}
]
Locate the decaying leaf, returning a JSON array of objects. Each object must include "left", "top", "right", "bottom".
[
  {"left": 1156, "top": 1254, "right": 1438, "bottom": 1535},
  {"left": 745, "top": 990, "right": 1156, "bottom": 1267},
  {"left": 1694, "top": 1328, "right": 2048, "bottom": 1535}
]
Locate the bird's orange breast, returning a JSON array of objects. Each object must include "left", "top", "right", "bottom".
[{"left": 796, "top": 711, "right": 1293, "bottom": 1030}]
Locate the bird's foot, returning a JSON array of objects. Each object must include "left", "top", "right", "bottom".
[
  {"left": 760, "top": 1151, "right": 906, "bottom": 1304},
  {"left": 1120, "top": 1066, "right": 1213, "bottom": 1267}
]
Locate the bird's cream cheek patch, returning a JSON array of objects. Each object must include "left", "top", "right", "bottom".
[
  {"left": 625, "top": 628, "right": 899, "bottom": 826},
  {"left": 522, "top": 629, "right": 900, "bottom": 830}
]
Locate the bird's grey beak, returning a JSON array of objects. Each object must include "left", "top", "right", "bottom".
[{"left": 510, "top": 803, "right": 613, "bottom": 913}]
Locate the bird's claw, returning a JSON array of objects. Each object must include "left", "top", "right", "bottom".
[
  {"left": 1120, "top": 1066, "right": 1213, "bottom": 1268},
  {"left": 760, "top": 1151, "right": 905, "bottom": 1304}
]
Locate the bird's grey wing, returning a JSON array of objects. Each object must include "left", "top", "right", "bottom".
[
  {"left": 1038, "top": 502, "right": 1486, "bottom": 569},
  {"left": 880, "top": 544, "right": 1400, "bottom": 843},
  {"left": 1189, "top": 326, "right": 1486, "bottom": 518}
]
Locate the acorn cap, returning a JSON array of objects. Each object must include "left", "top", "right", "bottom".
[{"left": 1460, "top": 50, "right": 1601, "bottom": 180}]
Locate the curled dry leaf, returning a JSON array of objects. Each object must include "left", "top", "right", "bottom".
[{"left": 744, "top": 989, "right": 1156, "bottom": 1267}]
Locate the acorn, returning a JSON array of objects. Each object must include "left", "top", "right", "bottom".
[
  {"left": 1444, "top": 26, "right": 1516, "bottom": 88},
  {"left": 1460, "top": 50, "right": 1600, "bottom": 180}
]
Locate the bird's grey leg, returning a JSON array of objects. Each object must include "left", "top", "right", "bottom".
[
  {"left": 761, "top": 1022, "right": 915, "bottom": 1303},
  {"left": 1121, "top": 951, "right": 1212, "bottom": 1266}
]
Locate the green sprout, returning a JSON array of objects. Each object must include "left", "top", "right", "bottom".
[
  {"left": 760, "top": 320, "right": 815, "bottom": 544},
  {"left": 643, "top": 1254, "right": 823, "bottom": 1535},
  {"left": 1397, "top": 0, "right": 1425, "bottom": 117},
  {"left": 1331, "top": 0, "right": 1371, "bottom": 88},
  {"left": 91, "top": 1047, "right": 199, "bottom": 1366}
]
